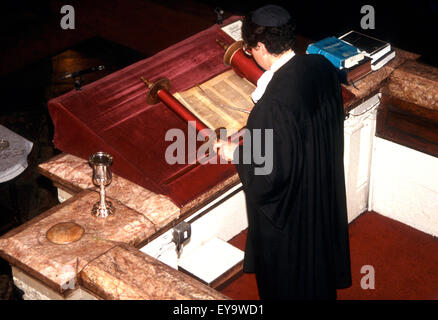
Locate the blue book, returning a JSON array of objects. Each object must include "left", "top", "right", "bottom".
[{"left": 306, "top": 36, "right": 363, "bottom": 69}]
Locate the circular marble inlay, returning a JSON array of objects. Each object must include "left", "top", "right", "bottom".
[{"left": 46, "top": 222, "right": 84, "bottom": 244}]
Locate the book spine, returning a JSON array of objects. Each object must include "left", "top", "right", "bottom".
[
  {"left": 370, "top": 44, "right": 391, "bottom": 62},
  {"left": 347, "top": 65, "right": 371, "bottom": 83},
  {"left": 307, "top": 44, "right": 343, "bottom": 69},
  {"left": 371, "top": 50, "right": 395, "bottom": 70}
]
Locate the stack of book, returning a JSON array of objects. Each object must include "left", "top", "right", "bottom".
[
  {"left": 306, "top": 36, "right": 366, "bottom": 70},
  {"left": 339, "top": 30, "right": 395, "bottom": 71},
  {"left": 306, "top": 31, "right": 394, "bottom": 85},
  {"left": 336, "top": 55, "right": 373, "bottom": 85}
]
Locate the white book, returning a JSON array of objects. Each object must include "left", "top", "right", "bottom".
[
  {"left": 369, "top": 44, "right": 392, "bottom": 62},
  {"left": 371, "top": 49, "right": 396, "bottom": 70},
  {"left": 339, "top": 30, "right": 391, "bottom": 63}
]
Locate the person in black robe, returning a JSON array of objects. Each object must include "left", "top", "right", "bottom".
[{"left": 216, "top": 5, "right": 352, "bottom": 300}]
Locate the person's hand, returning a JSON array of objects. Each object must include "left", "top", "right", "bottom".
[{"left": 214, "top": 140, "right": 239, "bottom": 162}]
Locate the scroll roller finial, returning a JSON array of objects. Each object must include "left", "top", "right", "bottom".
[
  {"left": 141, "top": 77, "right": 153, "bottom": 89},
  {"left": 216, "top": 39, "right": 229, "bottom": 51}
]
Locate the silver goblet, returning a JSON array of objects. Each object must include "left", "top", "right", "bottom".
[{"left": 89, "top": 152, "right": 115, "bottom": 218}]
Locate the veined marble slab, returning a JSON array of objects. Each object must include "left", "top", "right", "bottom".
[
  {"left": 38, "top": 153, "right": 180, "bottom": 229},
  {"left": 0, "top": 190, "right": 156, "bottom": 293},
  {"left": 386, "top": 60, "right": 438, "bottom": 111},
  {"left": 343, "top": 47, "right": 420, "bottom": 111},
  {"left": 80, "top": 244, "right": 229, "bottom": 300}
]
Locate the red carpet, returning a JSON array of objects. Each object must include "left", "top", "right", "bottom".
[{"left": 220, "top": 211, "right": 438, "bottom": 300}]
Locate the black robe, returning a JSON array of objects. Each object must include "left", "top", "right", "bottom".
[{"left": 234, "top": 54, "right": 352, "bottom": 300}]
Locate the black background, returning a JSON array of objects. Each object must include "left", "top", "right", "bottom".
[{"left": 199, "top": 0, "right": 437, "bottom": 67}]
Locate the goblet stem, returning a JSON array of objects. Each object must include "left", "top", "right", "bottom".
[
  {"left": 89, "top": 152, "right": 115, "bottom": 218},
  {"left": 100, "top": 183, "right": 105, "bottom": 206},
  {"left": 99, "top": 183, "right": 107, "bottom": 218}
]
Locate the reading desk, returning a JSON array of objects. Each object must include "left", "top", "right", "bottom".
[{"left": 1, "top": 17, "right": 436, "bottom": 300}]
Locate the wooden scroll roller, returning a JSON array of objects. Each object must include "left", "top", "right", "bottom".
[
  {"left": 141, "top": 76, "right": 228, "bottom": 184},
  {"left": 141, "top": 77, "right": 211, "bottom": 135},
  {"left": 216, "top": 39, "right": 263, "bottom": 86},
  {"left": 141, "top": 76, "right": 225, "bottom": 150}
]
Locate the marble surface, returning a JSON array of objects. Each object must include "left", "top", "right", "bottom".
[
  {"left": 20, "top": 153, "right": 237, "bottom": 299},
  {"left": 80, "top": 244, "right": 229, "bottom": 300},
  {"left": 0, "top": 190, "right": 156, "bottom": 293},
  {"left": 343, "top": 48, "right": 421, "bottom": 111},
  {"left": 386, "top": 60, "right": 438, "bottom": 111},
  {"left": 38, "top": 153, "right": 181, "bottom": 229},
  {"left": 39, "top": 153, "right": 241, "bottom": 225}
]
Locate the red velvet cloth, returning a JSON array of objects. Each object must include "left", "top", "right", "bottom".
[
  {"left": 48, "top": 16, "right": 355, "bottom": 207},
  {"left": 49, "top": 17, "right": 240, "bottom": 207}
]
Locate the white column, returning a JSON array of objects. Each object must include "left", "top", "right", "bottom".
[{"left": 343, "top": 94, "right": 379, "bottom": 222}]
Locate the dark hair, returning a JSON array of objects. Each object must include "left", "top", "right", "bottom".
[{"left": 241, "top": 12, "right": 296, "bottom": 55}]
